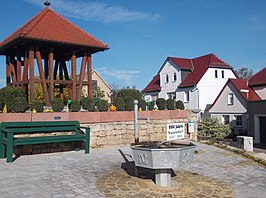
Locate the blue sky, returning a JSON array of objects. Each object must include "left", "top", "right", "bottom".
[{"left": 0, "top": 0, "right": 266, "bottom": 90}]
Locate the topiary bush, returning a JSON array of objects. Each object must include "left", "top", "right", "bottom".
[
  {"left": 176, "top": 100, "right": 185, "bottom": 110},
  {"left": 156, "top": 98, "right": 166, "bottom": 110},
  {"left": 69, "top": 100, "right": 81, "bottom": 112},
  {"left": 96, "top": 99, "right": 109, "bottom": 112},
  {"left": 138, "top": 99, "right": 146, "bottom": 111},
  {"left": 147, "top": 101, "right": 155, "bottom": 110},
  {"left": 113, "top": 97, "right": 125, "bottom": 111},
  {"left": 30, "top": 100, "right": 44, "bottom": 112},
  {"left": 0, "top": 86, "right": 26, "bottom": 112},
  {"left": 124, "top": 96, "right": 134, "bottom": 111},
  {"left": 117, "top": 88, "right": 142, "bottom": 101},
  {"left": 9, "top": 97, "right": 29, "bottom": 113},
  {"left": 81, "top": 97, "right": 95, "bottom": 112},
  {"left": 198, "top": 118, "right": 231, "bottom": 139},
  {"left": 167, "top": 99, "right": 175, "bottom": 110},
  {"left": 51, "top": 98, "right": 64, "bottom": 112}
]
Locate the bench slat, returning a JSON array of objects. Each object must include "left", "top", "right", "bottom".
[
  {"left": 4, "top": 126, "right": 78, "bottom": 133},
  {"left": 13, "top": 134, "right": 86, "bottom": 145}
]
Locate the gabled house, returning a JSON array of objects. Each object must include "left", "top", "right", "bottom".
[
  {"left": 143, "top": 53, "right": 237, "bottom": 113},
  {"left": 209, "top": 78, "right": 261, "bottom": 136}
]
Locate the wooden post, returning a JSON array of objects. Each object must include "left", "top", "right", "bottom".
[
  {"left": 59, "top": 61, "right": 64, "bottom": 100},
  {"left": 22, "top": 50, "right": 29, "bottom": 91},
  {"left": 35, "top": 47, "right": 50, "bottom": 105},
  {"left": 9, "top": 55, "right": 17, "bottom": 85},
  {"left": 6, "top": 55, "right": 11, "bottom": 86},
  {"left": 87, "top": 52, "right": 92, "bottom": 98},
  {"left": 29, "top": 46, "right": 35, "bottom": 104},
  {"left": 71, "top": 53, "right": 77, "bottom": 100},
  {"left": 77, "top": 52, "right": 88, "bottom": 101},
  {"left": 16, "top": 55, "right": 22, "bottom": 86},
  {"left": 48, "top": 48, "right": 54, "bottom": 102}
]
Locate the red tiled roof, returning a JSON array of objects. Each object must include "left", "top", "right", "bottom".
[
  {"left": 143, "top": 74, "right": 161, "bottom": 92},
  {"left": 179, "top": 53, "right": 232, "bottom": 87},
  {"left": 168, "top": 57, "right": 193, "bottom": 70},
  {"left": 248, "top": 67, "right": 266, "bottom": 86},
  {"left": 230, "top": 79, "right": 261, "bottom": 101},
  {"left": 0, "top": 7, "right": 108, "bottom": 51}
]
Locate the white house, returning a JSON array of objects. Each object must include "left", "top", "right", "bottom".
[{"left": 143, "top": 53, "right": 237, "bottom": 113}]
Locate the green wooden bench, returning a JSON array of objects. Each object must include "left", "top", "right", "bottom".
[{"left": 0, "top": 121, "right": 90, "bottom": 163}]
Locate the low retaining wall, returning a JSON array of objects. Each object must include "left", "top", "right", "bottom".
[{"left": 0, "top": 110, "right": 197, "bottom": 153}]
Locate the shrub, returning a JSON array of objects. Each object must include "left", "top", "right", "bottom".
[
  {"left": 176, "top": 100, "right": 185, "bottom": 110},
  {"left": 9, "top": 97, "right": 29, "bottom": 113},
  {"left": 51, "top": 98, "right": 64, "bottom": 112},
  {"left": 69, "top": 100, "right": 81, "bottom": 112},
  {"left": 156, "top": 98, "right": 166, "bottom": 110},
  {"left": 30, "top": 100, "right": 44, "bottom": 112},
  {"left": 96, "top": 99, "right": 109, "bottom": 112},
  {"left": 138, "top": 99, "right": 146, "bottom": 111},
  {"left": 81, "top": 97, "right": 95, "bottom": 112},
  {"left": 147, "top": 101, "right": 155, "bottom": 110},
  {"left": 124, "top": 96, "right": 134, "bottom": 111},
  {"left": 167, "top": 99, "right": 175, "bottom": 110},
  {"left": 117, "top": 88, "right": 142, "bottom": 101},
  {"left": 0, "top": 86, "right": 26, "bottom": 112},
  {"left": 113, "top": 97, "right": 125, "bottom": 111},
  {"left": 198, "top": 118, "right": 231, "bottom": 139}
]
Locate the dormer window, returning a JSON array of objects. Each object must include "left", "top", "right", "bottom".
[
  {"left": 173, "top": 72, "right": 177, "bottom": 81},
  {"left": 165, "top": 74, "right": 169, "bottom": 83}
]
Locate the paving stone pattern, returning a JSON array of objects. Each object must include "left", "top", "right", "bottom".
[{"left": 0, "top": 142, "right": 265, "bottom": 198}]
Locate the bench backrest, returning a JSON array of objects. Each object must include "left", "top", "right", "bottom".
[{"left": 0, "top": 121, "right": 81, "bottom": 133}]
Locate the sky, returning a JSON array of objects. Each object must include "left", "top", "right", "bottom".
[{"left": 0, "top": 0, "right": 266, "bottom": 90}]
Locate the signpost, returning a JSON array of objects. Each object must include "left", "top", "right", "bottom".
[{"left": 167, "top": 123, "right": 184, "bottom": 141}]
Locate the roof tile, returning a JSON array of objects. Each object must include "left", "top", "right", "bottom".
[{"left": 248, "top": 67, "right": 266, "bottom": 86}]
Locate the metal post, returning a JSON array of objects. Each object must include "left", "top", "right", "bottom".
[{"left": 134, "top": 100, "right": 139, "bottom": 143}]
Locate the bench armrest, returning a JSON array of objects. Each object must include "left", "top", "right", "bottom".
[{"left": 1, "top": 128, "right": 12, "bottom": 133}]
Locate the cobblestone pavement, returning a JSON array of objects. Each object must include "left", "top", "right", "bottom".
[{"left": 0, "top": 142, "right": 265, "bottom": 198}]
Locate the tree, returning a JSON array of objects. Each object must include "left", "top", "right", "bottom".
[
  {"left": 93, "top": 87, "right": 105, "bottom": 100},
  {"left": 235, "top": 67, "right": 254, "bottom": 79}
]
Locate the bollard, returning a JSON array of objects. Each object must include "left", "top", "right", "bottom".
[{"left": 134, "top": 100, "right": 139, "bottom": 143}]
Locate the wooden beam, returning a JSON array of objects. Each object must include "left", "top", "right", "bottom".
[
  {"left": 48, "top": 48, "right": 54, "bottom": 101},
  {"left": 22, "top": 50, "right": 29, "bottom": 91},
  {"left": 59, "top": 61, "right": 64, "bottom": 100},
  {"left": 29, "top": 46, "right": 35, "bottom": 104},
  {"left": 77, "top": 52, "right": 88, "bottom": 101},
  {"left": 35, "top": 47, "right": 50, "bottom": 105},
  {"left": 16, "top": 55, "right": 22, "bottom": 85},
  {"left": 71, "top": 53, "right": 77, "bottom": 100},
  {"left": 44, "top": 57, "right": 49, "bottom": 79},
  {"left": 6, "top": 55, "right": 11, "bottom": 86},
  {"left": 87, "top": 53, "right": 92, "bottom": 98},
  {"left": 9, "top": 55, "right": 17, "bottom": 85},
  {"left": 54, "top": 59, "right": 59, "bottom": 80}
]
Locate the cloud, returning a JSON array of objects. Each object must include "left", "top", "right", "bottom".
[
  {"left": 97, "top": 67, "right": 139, "bottom": 86},
  {"left": 24, "top": 0, "right": 161, "bottom": 23}
]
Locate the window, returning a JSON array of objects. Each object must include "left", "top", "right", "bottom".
[
  {"left": 228, "top": 93, "right": 234, "bottom": 105},
  {"left": 184, "top": 91, "right": 189, "bottom": 102},
  {"left": 215, "top": 70, "right": 218, "bottom": 78},
  {"left": 235, "top": 115, "right": 242, "bottom": 126},
  {"left": 165, "top": 74, "right": 169, "bottom": 83},
  {"left": 222, "top": 115, "right": 230, "bottom": 124},
  {"left": 173, "top": 73, "right": 177, "bottom": 81},
  {"left": 221, "top": 70, "right": 224, "bottom": 78},
  {"left": 167, "top": 92, "right": 176, "bottom": 99}
]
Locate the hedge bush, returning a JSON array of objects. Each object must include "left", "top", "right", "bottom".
[
  {"left": 117, "top": 88, "right": 142, "bottom": 101},
  {"left": 69, "top": 100, "right": 81, "bottom": 112},
  {"left": 156, "top": 98, "right": 166, "bottom": 110},
  {"left": 138, "top": 99, "right": 146, "bottom": 111},
  {"left": 176, "top": 100, "right": 185, "bottom": 110},
  {"left": 113, "top": 97, "right": 125, "bottom": 111},
  {"left": 0, "top": 87, "right": 26, "bottom": 112},
  {"left": 198, "top": 118, "right": 231, "bottom": 139},
  {"left": 81, "top": 97, "right": 95, "bottom": 112},
  {"left": 30, "top": 100, "right": 44, "bottom": 112},
  {"left": 51, "top": 98, "right": 64, "bottom": 112},
  {"left": 124, "top": 96, "right": 134, "bottom": 111},
  {"left": 96, "top": 99, "right": 109, "bottom": 112},
  {"left": 167, "top": 99, "right": 175, "bottom": 110},
  {"left": 9, "top": 97, "right": 29, "bottom": 113},
  {"left": 147, "top": 101, "right": 155, "bottom": 110}
]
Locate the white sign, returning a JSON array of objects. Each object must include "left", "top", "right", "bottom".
[
  {"left": 167, "top": 123, "right": 185, "bottom": 141},
  {"left": 188, "top": 121, "right": 194, "bottom": 133}
]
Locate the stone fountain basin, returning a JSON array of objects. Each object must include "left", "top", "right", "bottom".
[{"left": 131, "top": 141, "right": 196, "bottom": 170}]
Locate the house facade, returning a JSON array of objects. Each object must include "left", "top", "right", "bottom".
[
  {"left": 143, "top": 54, "right": 237, "bottom": 113},
  {"left": 209, "top": 79, "right": 261, "bottom": 136}
]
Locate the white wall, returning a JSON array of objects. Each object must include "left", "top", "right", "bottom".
[
  {"left": 158, "top": 60, "right": 181, "bottom": 99},
  {"left": 176, "top": 87, "right": 199, "bottom": 110},
  {"left": 197, "top": 68, "right": 236, "bottom": 111}
]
